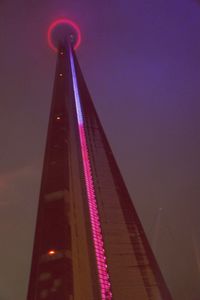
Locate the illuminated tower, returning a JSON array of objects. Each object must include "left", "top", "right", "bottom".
[{"left": 27, "top": 19, "right": 173, "bottom": 300}]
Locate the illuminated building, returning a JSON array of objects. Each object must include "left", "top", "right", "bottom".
[{"left": 27, "top": 19, "right": 173, "bottom": 300}]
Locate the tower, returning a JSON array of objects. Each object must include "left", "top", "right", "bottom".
[{"left": 27, "top": 19, "right": 173, "bottom": 300}]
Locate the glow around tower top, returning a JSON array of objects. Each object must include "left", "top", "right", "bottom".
[{"left": 48, "top": 18, "right": 81, "bottom": 52}]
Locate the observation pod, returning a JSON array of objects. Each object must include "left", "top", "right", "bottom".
[{"left": 27, "top": 18, "right": 173, "bottom": 300}]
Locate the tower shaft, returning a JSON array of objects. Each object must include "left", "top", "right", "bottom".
[{"left": 27, "top": 44, "right": 173, "bottom": 300}]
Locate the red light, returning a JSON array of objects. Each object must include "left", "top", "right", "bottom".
[
  {"left": 47, "top": 18, "right": 81, "bottom": 52},
  {"left": 78, "top": 125, "right": 112, "bottom": 299},
  {"left": 59, "top": 73, "right": 63, "bottom": 77},
  {"left": 56, "top": 116, "right": 61, "bottom": 120}
]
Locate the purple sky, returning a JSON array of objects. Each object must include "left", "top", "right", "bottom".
[{"left": 0, "top": 0, "right": 200, "bottom": 299}]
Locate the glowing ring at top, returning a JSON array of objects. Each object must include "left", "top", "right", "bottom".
[{"left": 48, "top": 18, "right": 81, "bottom": 52}]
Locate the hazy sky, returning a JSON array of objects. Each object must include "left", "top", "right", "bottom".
[{"left": 0, "top": 0, "right": 200, "bottom": 299}]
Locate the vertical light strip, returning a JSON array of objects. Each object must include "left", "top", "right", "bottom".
[{"left": 69, "top": 48, "right": 112, "bottom": 300}]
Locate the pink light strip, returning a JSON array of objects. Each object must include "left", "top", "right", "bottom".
[{"left": 69, "top": 48, "right": 112, "bottom": 300}]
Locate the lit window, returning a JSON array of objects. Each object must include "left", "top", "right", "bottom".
[
  {"left": 48, "top": 250, "right": 56, "bottom": 256},
  {"left": 40, "top": 289, "right": 48, "bottom": 299}
]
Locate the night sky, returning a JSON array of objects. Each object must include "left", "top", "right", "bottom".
[{"left": 0, "top": 1, "right": 200, "bottom": 299}]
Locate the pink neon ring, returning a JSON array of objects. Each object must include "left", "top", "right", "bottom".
[{"left": 48, "top": 18, "right": 81, "bottom": 52}]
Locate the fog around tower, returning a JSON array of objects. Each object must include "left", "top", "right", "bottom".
[{"left": 0, "top": 0, "right": 200, "bottom": 299}]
